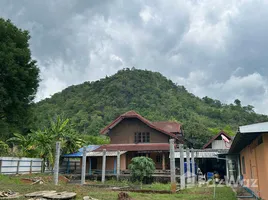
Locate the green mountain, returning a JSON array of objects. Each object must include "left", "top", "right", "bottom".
[{"left": 31, "top": 68, "right": 268, "bottom": 148}]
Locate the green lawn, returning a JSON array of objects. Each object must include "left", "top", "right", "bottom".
[{"left": 0, "top": 174, "right": 237, "bottom": 200}]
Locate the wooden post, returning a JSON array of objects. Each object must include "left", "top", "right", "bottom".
[
  {"left": 101, "top": 149, "right": 106, "bottom": 183},
  {"left": 89, "top": 158, "right": 92, "bottom": 175},
  {"left": 191, "top": 148, "right": 195, "bottom": 184},
  {"left": 162, "top": 153, "right": 166, "bottom": 170},
  {"left": 81, "top": 146, "right": 87, "bottom": 185},
  {"left": 30, "top": 160, "right": 33, "bottom": 174},
  {"left": 67, "top": 158, "right": 70, "bottom": 174},
  {"left": 16, "top": 160, "right": 20, "bottom": 174},
  {"left": 54, "top": 141, "right": 60, "bottom": 186},
  {"left": 169, "top": 139, "right": 176, "bottom": 193},
  {"left": 0, "top": 160, "right": 2, "bottom": 174},
  {"left": 117, "top": 151, "right": 120, "bottom": 181},
  {"left": 186, "top": 148, "right": 190, "bottom": 185},
  {"left": 179, "top": 144, "right": 185, "bottom": 189}
]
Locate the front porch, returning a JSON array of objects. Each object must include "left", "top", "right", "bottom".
[{"left": 61, "top": 151, "right": 170, "bottom": 176}]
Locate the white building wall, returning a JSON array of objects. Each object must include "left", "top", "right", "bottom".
[
  {"left": 0, "top": 157, "right": 43, "bottom": 174},
  {"left": 212, "top": 140, "right": 231, "bottom": 149}
]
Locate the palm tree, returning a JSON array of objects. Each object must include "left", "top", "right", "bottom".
[
  {"left": 7, "top": 133, "right": 32, "bottom": 156},
  {"left": 29, "top": 130, "right": 55, "bottom": 167},
  {"left": 0, "top": 140, "right": 8, "bottom": 156}
]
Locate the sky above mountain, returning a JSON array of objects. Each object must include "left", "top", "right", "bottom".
[{"left": 1, "top": 0, "right": 268, "bottom": 114}]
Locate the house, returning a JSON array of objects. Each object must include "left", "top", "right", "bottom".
[
  {"left": 229, "top": 122, "right": 268, "bottom": 199},
  {"left": 90, "top": 111, "right": 184, "bottom": 173},
  {"left": 178, "top": 131, "right": 233, "bottom": 180}
]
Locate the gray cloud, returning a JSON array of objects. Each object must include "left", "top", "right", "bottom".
[{"left": 1, "top": 0, "right": 268, "bottom": 114}]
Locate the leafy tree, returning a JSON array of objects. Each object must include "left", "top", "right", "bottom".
[
  {"left": 8, "top": 116, "right": 84, "bottom": 167},
  {"left": 234, "top": 99, "right": 241, "bottom": 107},
  {"left": 0, "top": 140, "right": 8, "bottom": 156},
  {"left": 7, "top": 133, "right": 33, "bottom": 156},
  {"left": 0, "top": 18, "right": 39, "bottom": 139},
  {"left": 208, "top": 125, "right": 235, "bottom": 136},
  {"left": 128, "top": 156, "right": 155, "bottom": 187}
]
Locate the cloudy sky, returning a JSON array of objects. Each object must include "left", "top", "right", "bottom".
[{"left": 1, "top": 0, "right": 268, "bottom": 114}]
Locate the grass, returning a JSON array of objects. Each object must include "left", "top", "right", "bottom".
[{"left": 0, "top": 174, "right": 237, "bottom": 200}]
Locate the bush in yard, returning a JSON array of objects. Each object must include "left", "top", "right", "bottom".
[{"left": 128, "top": 156, "right": 155, "bottom": 187}]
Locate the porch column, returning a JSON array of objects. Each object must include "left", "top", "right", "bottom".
[
  {"left": 113, "top": 157, "right": 116, "bottom": 175},
  {"left": 191, "top": 148, "right": 195, "bottom": 184},
  {"left": 186, "top": 148, "right": 190, "bottom": 184},
  {"left": 101, "top": 149, "right": 106, "bottom": 183},
  {"left": 81, "top": 146, "right": 86, "bottom": 185},
  {"left": 162, "top": 153, "right": 166, "bottom": 170},
  {"left": 117, "top": 151, "right": 120, "bottom": 181},
  {"left": 169, "top": 139, "right": 176, "bottom": 193},
  {"left": 179, "top": 144, "right": 185, "bottom": 189}
]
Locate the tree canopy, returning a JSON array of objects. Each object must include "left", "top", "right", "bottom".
[
  {"left": 0, "top": 18, "right": 39, "bottom": 140},
  {"left": 32, "top": 68, "right": 268, "bottom": 148}
]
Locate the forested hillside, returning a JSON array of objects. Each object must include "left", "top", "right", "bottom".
[{"left": 31, "top": 68, "right": 268, "bottom": 148}]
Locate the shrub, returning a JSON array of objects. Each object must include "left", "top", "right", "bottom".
[{"left": 128, "top": 156, "right": 155, "bottom": 187}]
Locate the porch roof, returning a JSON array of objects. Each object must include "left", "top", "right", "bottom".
[
  {"left": 62, "top": 145, "right": 100, "bottom": 157},
  {"left": 94, "top": 143, "right": 171, "bottom": 152},
  {"left": 174, "top": 149, "right": 228, "bottom": 158},
  {"left": 86, "top": 151, "right": 127, "bottom": 157}
]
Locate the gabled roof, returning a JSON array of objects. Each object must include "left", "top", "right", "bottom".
[
  {"left": 94, "top": 143, "right": 172, "bottom": 152},
  {"left": 203, "top": 131, "right": 232, "bottom": 149},
  {"left": 151, "top": 121, "right": 181, "bottom": 133},
  {"left": 100, "top": 110, "right": 182, "bottom": 141}
]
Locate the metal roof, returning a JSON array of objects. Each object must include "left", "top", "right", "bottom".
[
  {"left": 62, "top": 145, "right": 100, "bottom": 157},
  {"left": 94, "top": 143, "right": 172, "bottom": 152},
  {"left": 239, "top": 122, "right": 268, "bottom": 133},
  {"left": 229, "top": 122, "right": 268, "bottom": 153},
  {"left": 86, "top": 151, "right": 126, "bottom": 157},
  {"left": 174, "top": 149, "right": 228, "bottom": 158}
]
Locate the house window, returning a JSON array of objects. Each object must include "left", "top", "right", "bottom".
[
  {"left": 156, "top": 154, "right": 162, "bottom": 163},
  {"left": 135, "top": 132, "right": 150, "bottom": 143},
  {"left": 241, "top": 156, "right": 246, "bottom": 174}
]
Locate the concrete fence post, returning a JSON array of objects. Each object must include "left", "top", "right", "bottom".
[
  {"left": 191, "top": 148, "right": 195, "bottom": 184},
  {"left": 81, "top": 146, "right": 87, "bottom": 185},
  {"left": 16, "top": 160, "right": 20, "bottom": 174},
  {"left": 179, "top": 144, "right": 185, "bottom": 189},
  {"left": 169, "top": 139, "right": 176, "bottom": 193},
  {"left": 30, "top": 160, "right": 33, "bottom": 174},
  {"left": 101, "top": 149, "right": 106, "bottom": 183},
  {"left": 54, "top": 141, "right": 61, "bottom": 185},
  {"left": 117, "top": 151, "right": 120, "bottom": 181},
  {"left": 186, "top": 148, "right": 190, "bottom": 185}
]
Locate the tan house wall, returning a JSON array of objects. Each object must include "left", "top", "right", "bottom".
[
  {"left": 240, "top": 133, "right": 268, "bottom": 199},
  {"left": 120, "top": 154, "right": 127, "bottom": 170},
  {"left": 94, "top": 154, "right": 128, "bottom": 171},
  {"left": 109, "top": 118, "right": 170, "bottom": 144}
]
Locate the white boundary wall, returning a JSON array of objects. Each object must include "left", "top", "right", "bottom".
[{"left": 0, "top": 157, "right": 43, "bottom": 174}]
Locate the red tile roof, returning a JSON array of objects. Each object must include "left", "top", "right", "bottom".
[
  {"left": 100, "top": 110, "right": 182, "bottom": 141},
  {"left": 203, "top": 131, "right": 232, "bottom": 149},
  {"left": 152, "top": 121, "right": 181, "bottom": 133},
  {"left": 94, "top": 143, "right": 171, "bottom": 152}
]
